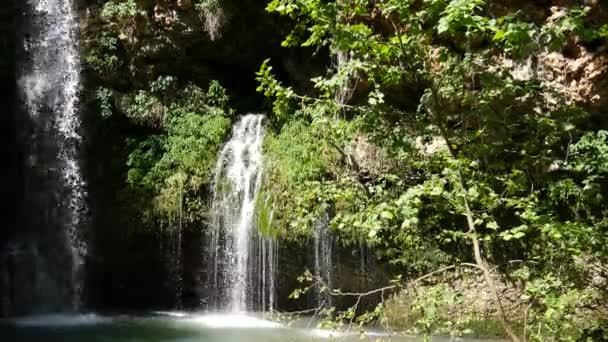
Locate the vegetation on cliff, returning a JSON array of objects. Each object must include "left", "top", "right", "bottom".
[
  {"left": 82, "top": 0, "right": 608, "bottom": 339},
  {"left": 84, "top": 0, "right": 242, "bottom": 231},
  {"left": 257, "top": 0, "right": 608, "bottom": 340}
]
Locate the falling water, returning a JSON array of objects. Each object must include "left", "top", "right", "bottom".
[
  {"left": 164, "top": 227, "right": 183, "bottom": 310},
  {"left": 358, "top": 241, "right": 373, "bottom": 290},
  {"left": 312, "top": 210, "right": 334, "bottom": 307},
  {"left": 206, "top": 114, "right": 276, "bottom": 312},
  {"left": 253, "top": 238, "right": 278, "bottom": 311},
  {"left": 334, "top": 50, "right": 356, "bottom": 108},
  {"left": 5, "top": 0, "right": 87, "bottom": 314}
]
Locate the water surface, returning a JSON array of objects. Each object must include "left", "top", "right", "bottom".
[{"left": 0, "top": 312, "right": 502, "bottom": 342}]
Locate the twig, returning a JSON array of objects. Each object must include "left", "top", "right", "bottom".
[
  {"left": 346, "top": 296, "right": 362, "bottom": 334},
  {"left": 523, "top": 296, "right": 535, "bottom": 342},
  {"left": 316, "top": 263, "right": 482, "bottom": 299},
  {"left": 293, "top": 94, "right": 359, "bottom": 110},
  {"left": 307, "top": 300, "right": 326, "bottom": 329},
  {"left": 285, "top": 305, "right": 326, "bottom": 316},
  {"left": 329, "top": 284, "right": 398, "bottom": 297}
]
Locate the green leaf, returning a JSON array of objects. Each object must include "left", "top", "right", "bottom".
[
  {"left": 486, "top": 221, "right": 499, "bottom": 230},
  {"left": 492, "top": 29, "right": 505, "bottom": 41},
  {"left": 381, "top": 211, "right": 394, "bottom": 220}
]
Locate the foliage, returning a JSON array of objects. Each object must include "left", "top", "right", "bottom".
[
  {"left": 85, "top": 0, "right": 238, "bottom": 233},
  {"left": 540, "top": 7, "right": 603, "bottom": 49},
  {"left": 95, "top": 87, "right": 114, "bottom": 119},
  {"left": 258, "top": 0, "right": 608, "bottom": 338},
  {"left": 108, "top": 78, "right": 233, "bottom": 227},
  {"left": 195, "top": 0, "right": 221, "bottom": 12},
  {"left": 266, "top": 119, "right": 334, "bottom": 185},
  {"left": 99, "top": 0, "right": 149, "bottom": 49},
  {"left": 101, "top": 0, "right": 147, "bottom": 21},
  {"left": 436, "top": 0, "right": 489, "bottom": 35},
  {"left": 260, "top": 118, "right": 339, "bottom": 238},
  {"left": 85, "top": 31, "right": 121, "bottom": 74},
  {"left": 490, "top": 14, "right": 537, "bottom": 57}
]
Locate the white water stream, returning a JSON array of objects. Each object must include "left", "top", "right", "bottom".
[
  {"left": 207, "top": 114, "right": 276, "bottom": 312},
  {"left": 3, "top": 0, "right": 88, "bottom": 314}
]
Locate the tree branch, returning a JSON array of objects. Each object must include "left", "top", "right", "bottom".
[{"left": 427, "top": 85, "right": 521, "bottom": 342}]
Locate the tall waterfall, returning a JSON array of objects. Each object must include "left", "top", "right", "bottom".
[
  {"left": 206, "top": 114, "right": 276, "bottom": 312},
  {"left": 4, "top": 0, "right": 87, "bottom": 314}
]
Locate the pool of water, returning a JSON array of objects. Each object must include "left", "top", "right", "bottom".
[{"left": 0, "top": 312, "right": 501, "bottom": 342}]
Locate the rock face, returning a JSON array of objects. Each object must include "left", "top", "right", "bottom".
[
  {"left": 540, "top": 45, "right": 608, "bottom": 114},
  {"left": 80, "top": 0, "right": 324, "bottom": 110},
  {"left": 502, "top": 45, "right": 608, "bottom": 130},
  {"left": 509, "top": 3, "right": 608, "bottom": 116}
]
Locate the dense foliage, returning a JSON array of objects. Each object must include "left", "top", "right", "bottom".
[
  {"left": 91, "top": 74, "right": 233, "bottom": 232},
  {"left": 84, "top": 0, "right": 239, "bottom": 231},
  {"left": 256, "top": 0, "right": 608, "bottom": 340}
]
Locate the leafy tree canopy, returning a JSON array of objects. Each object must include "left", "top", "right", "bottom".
[{"left": 257, "top": 0, "right": 608, "bottom": 339}]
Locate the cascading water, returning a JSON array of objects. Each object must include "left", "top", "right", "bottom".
[
  {"left": 2, "top": 0, "right": 88, "bottom": 314},
  {"left": 253, "top": 237, "right": 278, "bottom": 311},
  {"left": 205, "top": 114, "right": 277, "bottom": 312},
  {"left": 312, "top": 210, "right": 334, "bottom": 308}
]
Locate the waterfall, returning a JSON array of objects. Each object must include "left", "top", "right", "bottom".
[
  {"left": 206, "top": 114, "right": 277, "bottom": 312},
  {"left": 165, "top": 227, "right": 183, "bottom": 310},
  {"left": 312, "top": 210, "right": 333, "bottom": 308},
  {"left": 6, "top": 0, "right": 87, "bottom": 314},
  {"left": 253, "top": 238, "right": 278, "bottom": 311},
  {"left": 358, "top": 240, "right": 373, "bottom": 290},
  {"left": 334, "top": 50, "right": 357, "bottom": 111}
]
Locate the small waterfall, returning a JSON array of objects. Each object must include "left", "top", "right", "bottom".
[
  {"left": 6, "top": 0, "right": 88, "bottom": 314},
  {"left": 164, "top": 227, "right": 183, "bottom": 310},
  {"left": 358, "top": 241, "right": 373, "bottom": 290},
  {"left": 334, "top": 50, "right": 357, "bottom": 110},
  {"left": 206, "top": 114, "right": 277, "bottom": 312},
  {"left": 252, "top": 238, "right": 278, "bottom": 311},
  {"left": 312, "top": 210, "right": 334, "bottom": 307}
]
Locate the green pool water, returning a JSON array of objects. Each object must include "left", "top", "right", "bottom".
[{"left": 0, "top": 313, "right": 502, "bottom": 342}]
